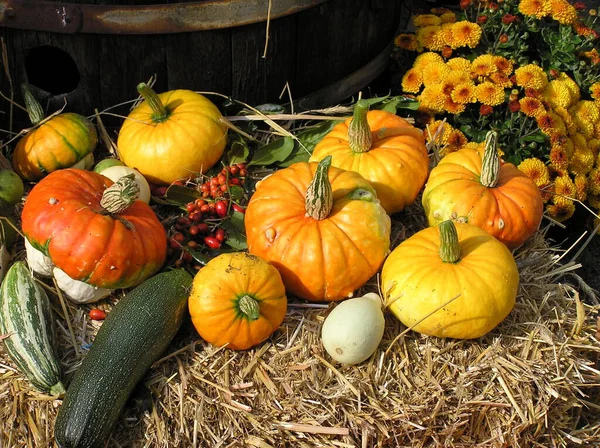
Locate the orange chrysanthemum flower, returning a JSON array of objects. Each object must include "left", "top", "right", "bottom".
[
  {"left": 514, "top": 64, "right": 549, "bottom": 90},
  {"left": 591, "top": 82, "right": 600, "bottom": 101},
  {"left": 542, "top": 80, "right": 574, "bottom": 109},
  {"left": 422, "top": 62, "right": 451, "bottom": 87},
  {"left": 587, "top": 168, "right": 600, "bottom": 195},
  {"left": 518, "top": 0, "right": 551, "bottom": 18},
  {"left": 475, "top": 81, "right": 505, "bottom": 106},
  {"left": 553, "top": 106, "right": 577, "bottom": 133},
  {"left": 446, "top": 128, "right": 468, "bottom": 148},
  {"left": 426, "top": 120, "right": 454, "bottom": 146},
  {"left": 518, "top": 158, "right": 550, "bottom": 187},
  {"left": 519, "top": 97, "right": 545, "bottom": 117},
  {"left": 413, "top": 52, "right": 445, "bottom": 72},
  {"left": 394, "top": 33, "right": 419, "bottom": 51},
  {"left": 574, "top": 174, "right": 588, "bottom": 201},
  {"left": 536, "top": 113, "right": 558, "bottom": 136},
  {"left": 440, "top": 12, "right": 457, "bottom": 23},
  {"left": 493, "top": 56, "right": 514, "bottom": 75},
  {"left": 451, "top": 82, "right": 477, "bottom": 104},
  {"left": 401, "top": 69, "right": 423, "bottom": 94},
  {"left": 582, "top": 48, "right": 600, "bottom": 65},
  {"left": 553, "top": 174, "right": 577, "bottom": 199},
  {"left": 419, "top": 84, "right": 447, "bottom": 113},
  {"left": 550, "top": 144, "right": 569, "bottom": 170},
  {"left": 489, "top": 72, "right": 513, "bottom": 88},
  {"left": 569, "top": 145, "right": 594, "bottom": 176},
  {"left": 558, "top": 73, "right": 580, "bottom": 103},
  {"left": 444, "top": 96, "right": 467, "bottom": 114},
  {"left": 589, "top": 139, "right": 600, "bottom": 157},
  {"left": 416, "top": 25, "right": 442, "bottom": 50},
  {"left": 550, "top": 0, "right": 578, "bottom": 24},
  {"left": 413, "top": 14, "right": 443, "bottom": 27},
  {"left": 450, "top": 21, "right": 482, "bottom": 49}
]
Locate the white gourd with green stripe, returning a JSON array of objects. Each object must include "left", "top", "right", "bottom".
[{"left": 0, "top": 261, "right": 65, "bottom": 395}]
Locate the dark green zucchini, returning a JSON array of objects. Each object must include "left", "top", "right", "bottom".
[{"left": 54, "top": 268, "right": 193, "bottom": 448}]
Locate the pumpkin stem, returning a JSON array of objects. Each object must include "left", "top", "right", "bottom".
[
  {"left": 305, "top": 155, "right": 334, "bottom": 220},
  {"left": 348, "top": 100, "right": 373, "bottom": 153},
  {"left": 137, "top": 82, "right": 169, "bottom": 122},
  {"left": 21, "top": 84, "right": 45, "bottom": 125},
  {"left": 238, "top": 294, "right": 260, "bottom": 321},
  {"left": 438, "top": 220, "right": 461, "bottom": 263},
  {"left": 100, "top": 174, "right": 140, "bottom": 214},
  {"left": 480, "top": 131, "right": 500, "bottom": 188}
]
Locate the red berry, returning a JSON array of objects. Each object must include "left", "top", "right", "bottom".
[
  {"left": 230, "top": 165, "right": 239, "bottom": 176},
  {"left": 153, "top": 186, "right": 168, "bottom": 197},
  {"left": 168, "top": 238, "right": 181, "bottom": 249},
  {"left": 204, "top": 236, "right": 221, "bottom": 249},
  {"left": 197, "top": 223, "right": 210, "bottom": 233},
  {"left": 173, "top": 232, "right": 185, "bottom": 243},
  {"left": 187, "top": 240, "right": 199, "bottom": 249},
  {"left": 215, "top": 200, "right": 228, "bottom": 218},
  {"left": 230, "top": 178, "right": 241, "bottom": 186},
  {"left": 189, "top": 225, "right": 200, "bottom": 236},
  {"left": 232, "top": 203, "right": 245, "bottom": 214},
  {"left": 239, "top": 168, "right": 247, "bottom": 177},
  {"left": 215, "top": 228, "right": 227, "bottom": 242},
  {"left": 200, "top": 204, "right": 210, "bottom": 213},
  {"left": 220, "top": 184, "right": 229, "bottom": 193},
  {"left": 195, "top": 199, "right": 206, "bottom": 208},
  {"left": 189, "top": 211, "right": 203, "bottom": 222},
  {"left": 89, "top": 309, "right": 107, "bottom": 320},
  {"left": 217, "top": 173, "right": 227, "bottom": 185},
  {"left": 186, "top": 202, "right": 197, "bottom": 213}
]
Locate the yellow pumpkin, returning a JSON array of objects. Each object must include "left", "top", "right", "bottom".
[
  {"left": 310, "top": 101, "right": 429, "bottom": 214},
  {"left": 116, "top": 83, "right": 228, "bottom": 185},
  {"left": 381, "top": 220, "right": 519, "bottom": 339}
]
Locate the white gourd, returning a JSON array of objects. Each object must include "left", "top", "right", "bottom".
[
  {"left": 99, "top": 165, "right": 151, "bottom": 204},
  {"left": 321, "top": 292, "right": 385, "bottom": 365},
  {"left": 53, "top": 268, "right": 112, "bottom": 304},
  {"left": 25, "top": 238, "right": 54, "bottom": 277}
]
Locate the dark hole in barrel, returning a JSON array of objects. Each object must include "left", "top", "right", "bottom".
[{"left": 25, "top": 46, "right": 80, "bottom": 95}]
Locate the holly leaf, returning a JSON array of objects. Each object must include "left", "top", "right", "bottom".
[
  {"left": 226, "top": 140, "right": 250, "bottom": 165},
  {"left": 160, "top": 184, "right": 201, "bottom": 207},
  {"left": 248, "top": 136, "right": 295, "bottom": 167},
  {"left": 222, "top": 211, "right": 247, "bottom": 250}
]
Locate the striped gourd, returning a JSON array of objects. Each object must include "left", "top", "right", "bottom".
[{"left": 0, "top": 261, "right": 65, "bottom": 395}]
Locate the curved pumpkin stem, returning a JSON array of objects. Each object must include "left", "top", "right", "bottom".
[
  {"left": 305, "top": 156, "right": 334, "bottom": 220},
  {"left": 348, "top": 100, "right": 373, "bottom": 153},
  {"left": 21, "top": 84, "right": 45, "bottom": 125},
  {"left": 238, "top": 294, "right": 260, "bottom": 321},
  {"left": 480, "top": 131, "right": 500, "bottom": 188},
  {"left": 100, "top": 174, "right": 140, "bottom": 214},
  {"left": 438, "top": 220, "right": 461, "bottom": 263},
  {"left": 137, "top": 82, "right": 169, "bottom": 123}
]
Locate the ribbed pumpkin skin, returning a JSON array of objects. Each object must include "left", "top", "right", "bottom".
[
  {"left": 310, "top": 111, "right": 429, "bottom": 214},
  {"left": 21, "top": 169, "right": 167, "bottom": 289},
  {"left": 116, "top": 89, "right": 227, "bottom": 185},
  {"left": 0, "top": 261, "right": 64, "bottom": 394},
  {"left": 12, "top": 113, "right": 98, "bottom": 181},
  {"left": 381, "top": 223, "right": 519, "bottom": 339},
  {"left": 422, "top": 148, "right": 543, "bottom": 249},
  {"left": 188, "top": 252, "right": 287, "bottom": 350},
  {"left": 245, "top": 162, "right": 391, "bottom": 302}
]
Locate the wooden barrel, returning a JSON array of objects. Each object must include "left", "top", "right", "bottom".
[{"left": 0, "top": 0, "right": 409, "bottom": 129}]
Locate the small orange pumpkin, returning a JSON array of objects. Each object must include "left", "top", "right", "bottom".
[
  {"left": 310, "top": 101, "right": 429, "bottom": 214},
  {"left": 188, "top": 252, "right": 287, "bottom": 351},
  {"left": 422, "top": 131, "right": 544, "bottom": 249}
]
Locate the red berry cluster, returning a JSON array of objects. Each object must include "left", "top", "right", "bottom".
[{"left": 166, "top": 163, "right": 248, "bottom": 269}]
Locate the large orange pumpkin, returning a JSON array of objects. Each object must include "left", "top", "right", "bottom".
[
  {"left": 12, "top": 85, "right": 97, "bottom": 181},
  {"left": 116, "top": 83, "right": 228, "bottom": 185},
  {"left": 188, "top": 252, "right": 287, "bottom": 351},
  {"left": 245, "top": 156, "right": 391, "bottom": 302},
  {"left": 21, "top": 169, "right": 167, "bottom": 289},
  {"left": 422, "top": 131, "right": 544, "bottom": 249},
  {"left": 310, "top": 101, "right": 429, "bottom": 214}
]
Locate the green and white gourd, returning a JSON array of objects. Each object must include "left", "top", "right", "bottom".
[{"left": 0, "top": 261, "right": 65, "bottom": 395}]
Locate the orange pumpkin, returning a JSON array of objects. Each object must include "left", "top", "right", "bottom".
[
  {"left": 245, "top": 156, "right": 391, "bottom": 302},
  {"left": 12, "top": 85, "right": 97, "bottom": 181},
  {"left": 422, "top": 131, "right": 544, "bottom": 249},
  {"left": 116, "top": 83, "right": 227, "bottom": 185},
  {"left": 188, "top": 252, "right": 287, "bottom": 351},
  {"left": 310, "top": 101, "right": 429, "bottom": 214},
  {"left": 21, "top": 169, "right": 167, "bottom": 289}
]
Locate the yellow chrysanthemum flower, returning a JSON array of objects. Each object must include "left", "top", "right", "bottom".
[
  {"left": 548, "top": 112, "right": 567, "bottom": 135},
  {"left": 550, "top": 0, "right": 577, "bottom": 24},
  {"left": 514, "top": 64, "right": 549, "bottom": 90},
  {"left": 413, "top": 14, "right": 442, "bottom": 27},
  {"left": 571, "top": 101, "right": 600, "bottom": 129},
  {"left": 425, "top": 120, "right": 453, "bottom": 146},
  {"left": 519, "top": 97, "right": 545, "bottom": 117},
  {"left": 446, "top": 57, "right": 471, "bottom": 72},
  {"left": 489, "top": 72, "right": 513, "bottom": 88},
  {"left": 444, "top": 70, "right": 471, "bottom": 86},
  {"left": 471, "top": 54, "right": 498, "bottom": 78},
  {"left": 542, "top": 80, "right": 574, "bottom": 109},
  {"left": 493, "top": 56, "right": 514, "bottom": 75},
  {"left": 401, "top": 69, "right": 423, "bottom": 94},
  {"left": 518, "top": 158, "right": 550, "bottom": 187},
  {"left": 413, "top": 52, "right": 445, "bottom": 73},
  {"left": 474, "top": 82, "right": 505, "bottom": 106},
  {"left": 419, "top": 84, "right": 446, "bottom": 113},
  {"left": 589, "top": 139, "right": 600, "bottom": 158},
  {"left": 536, "top": 113, "right": 559, "bottom": 136},
  {"left": 591, "top": 82, "right": 600, "bottom": 101},
  {"left": 451, "top": 82, "right": 477, "bottom": 104},
  {"left": 553, "top": 106, "right": 577, "bottom": 133},
  {"left": 596, "top": 122, "right": 600, "bottom": 139},
  {"left": 394, "top": 33, "right": 419, "bottom": 51},
  {"left": 519, "top": 0, "right": 551, "bottom": 18},
  {"left": 569, "top": 142, "right": 594, "bottom": 176},
  {"left": 587, "top": 168, "right": 600, "bottom": 195},
  {"left": 586, "top": 193, "right": 600, "bottom": 210},
  {"left": 440, "top": 12, "right": 457, "bottom": 24},
  {"left": 550, "top": 144, "right": 569, "bottom": 170},
  {"left": 574, "top": 174, "right": 588, "bottom": 202},
  {"left": 553, "top": 174, "right": 577, "bottom": 198},
  {"left": 422, "top": 62, "right": 451, "bottom": 87},
  {"left": 446, "top": 128, "right": 468, "bottom": 148},
  {"left": 450, "top": 21, "right": 482, "bottom": 49},
  {"left": 416, "top": 25, "right": 442, "bottom": 50},
  {"left": 558, "top": 73, "right": 580, "bottom": 103},
  {"left": 444, "top": 97, "right": 467, "bottom": 115},
  {"left": 546, "top": 200, "right": 576, "bottom": 222},
  {"left": 436, "top": 23, "right": 455, "bottom": 50}
]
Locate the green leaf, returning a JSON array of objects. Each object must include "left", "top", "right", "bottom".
[
  {"left": 278, "top": 146, "right": 311, "bottom": 167},
  {"left": 227, "top": 185, "right": 246, "bottom": 203},
  {"left": 296, "top": 120, "right": 338, "bottom": 150},
  {"left": 222, "top": 211, "right": 247, "bottom": 250},
  {"left": 522, "top": 133, "right": 547, "bottom": 143},
  {"left": 162, "top": 185, "right": 201, "bottom": 207},
  {"left": 225, "top": 140, "right": 250, "bottom": 166},
  {"left": 249, "top": 136, "right": 295, "bottom": 167},
  {"left": 255, "top": 103, "right": 286, "bottom": 114}
]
